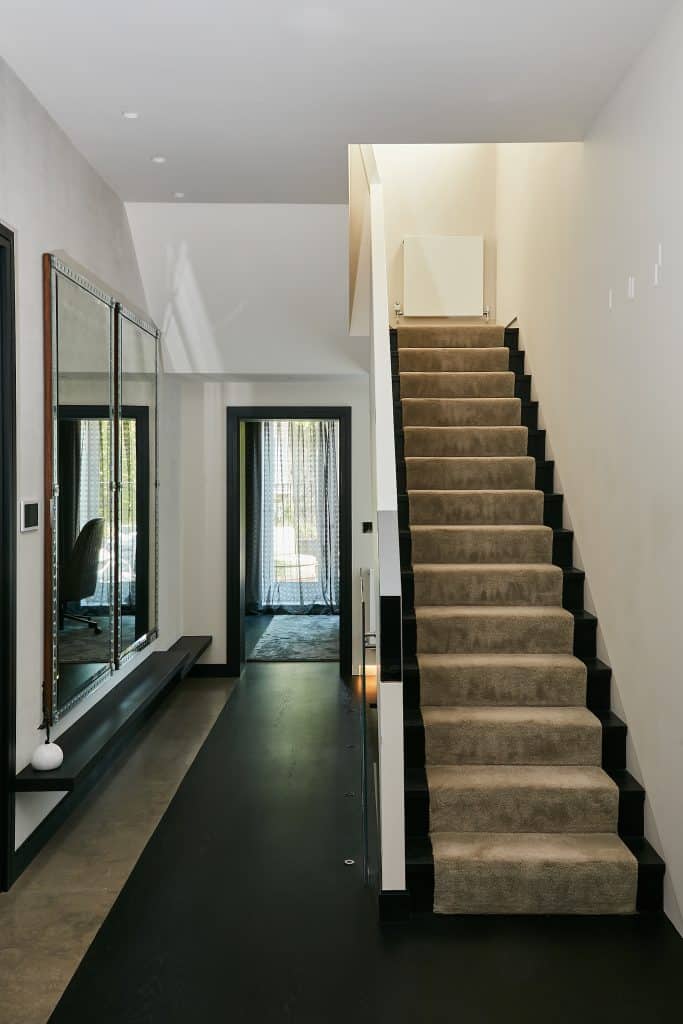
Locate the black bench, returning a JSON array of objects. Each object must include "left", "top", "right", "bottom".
[{"left": 11, "top": 636, "right": 212, "bottom": 880}]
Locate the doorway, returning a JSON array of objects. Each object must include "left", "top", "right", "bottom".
[
  {"left": 0, "top": 222, "right": 16, "bottom": 891},
  {"left": 226, "top": 407, "right": 352, "bottom": 680}
]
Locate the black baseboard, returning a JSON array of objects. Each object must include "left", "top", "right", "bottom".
[
  {"left": 379, "top": 888, "right": 411, "bottom": 922},
  {"left": 188, "top": 663, "right": 235, "bottom": 679}
]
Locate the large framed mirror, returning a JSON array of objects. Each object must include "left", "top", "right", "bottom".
[{"left": 43, "top": 255, "right": 159, "bottom": 722}]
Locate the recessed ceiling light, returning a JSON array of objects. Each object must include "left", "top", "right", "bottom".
[
  {"left": 151, "top": 155, "right": 166, "bottom": 164},
  {"left": 173, "top": 192, "right": 185, "bottom": 199},
  {"left": 122, "top": 110, "right": 139, "bottom": 120}
]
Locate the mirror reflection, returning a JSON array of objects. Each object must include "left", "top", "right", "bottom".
[{"left": 55, "top": 272, "right": 113, "bottom": 711}]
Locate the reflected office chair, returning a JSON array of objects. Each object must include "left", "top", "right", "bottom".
[{"left": 60, "top": 517, "right": 105, "bottom": 634}]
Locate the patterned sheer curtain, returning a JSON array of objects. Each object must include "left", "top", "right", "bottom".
[
  {"left": 119, "top": 419, "right": 137, "bottom": 608},
  {"left": 251, "top": 419, "right": 340, "bottom": 614},
  {"left": 75, "top": 418, "right": 136, "bottom": 607},
  {"left": 77, "top": 419, "right": 110, "bottom": 606}
]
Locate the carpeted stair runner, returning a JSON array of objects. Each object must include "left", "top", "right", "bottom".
[{"left": 398, "top": 322, "right": 637, "bottom": 915}]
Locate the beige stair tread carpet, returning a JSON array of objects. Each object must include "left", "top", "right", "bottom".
[
  {"left": 401, "top": 397, "right": 522, "bottom": 427},
  {"left": 399, "top": 322, "right": 637, "bottom": 915},
  {"left": 427, "top": 765, "right": 618, "bottom": 833},
  {"left": 430, "top": 833, "right": 636, "bottom": 915},
  {"left": 398, "top": 324, "right": 506, "bottom": 348},
  {"left": 418, "top": 652, "right": 586, "bottom": 706},
  {"left": 413, "top": 563, "right": 563, "bottom": 606},
  {"left": 404, "top": 425, "right": 529, "bottom": 457},
  {"left": 409, "top": 524, "right": 554, "bottom": 564}
]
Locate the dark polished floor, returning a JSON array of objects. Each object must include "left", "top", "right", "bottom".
[{"left": 49, "top": 663, "right": 683, "bottom": 1024}]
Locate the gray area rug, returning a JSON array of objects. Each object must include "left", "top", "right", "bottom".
[{"left": 249, "top": 615, "right": 339, "bottom": 662}]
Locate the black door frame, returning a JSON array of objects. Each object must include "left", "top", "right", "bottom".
[
  {"left": 0, "top": 222, "right": 17, "bottom": 890},
  {"left": 226, "top": 407, "right": 352, "bottom": 681}
]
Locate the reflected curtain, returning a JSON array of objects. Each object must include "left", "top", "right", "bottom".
[
  {"left": 246, "top": 419, "right": 340, "bottom": 614},
  {"left": 119, "top": 418, "right": 137, "bottom": 608},
  {"left": 77, "top": 419, "right": 110, "bottom": 606},
  {"left": 245, "top": 422, "right": 262, "bottom": 615}
]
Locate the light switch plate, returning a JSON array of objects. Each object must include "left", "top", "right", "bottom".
[{"left": 20, "top": 500, "right": 40, "bottom": 532}]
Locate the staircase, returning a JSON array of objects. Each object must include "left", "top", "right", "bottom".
[{"left": 393, "top": 323, "right": 665, "bottom": 915}]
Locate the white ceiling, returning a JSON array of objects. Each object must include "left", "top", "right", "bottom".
[{"left": 0, "top": 0, "right": 672, "bottom": 203}]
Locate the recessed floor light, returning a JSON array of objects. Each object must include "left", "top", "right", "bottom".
[
  {"left": 173, "top": 192, "right": 185, "bottom": 199},
  {"left": 151, "top": 155, "right": 166, "bottom": 164},
  {"left": 122, "top": 111, "right": 139, "bottom": 120}
]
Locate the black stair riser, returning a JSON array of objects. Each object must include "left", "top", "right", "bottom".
[
  {"left": 521, "top": 401, "right": 538, "bottom": 430},
  {"left": 573, "top": 613, "right": 597, "bottom": 660},
  {"left": 563, "top": 569, "right": 585, "bottom": 610},
  {"left": 404, "top": 719, "right": 425, "bottom": 776},
  {"left": 406, "top": 861, "right": 435, "bottom": 914},
  {"left": 515, "top": 375, "right": 532, "bottom": 402},
  {"left": 544, "top": 493, "right": 563, "bottom": 529},
  {"left": 599, "top": 714, "right": 627, "bottom": 770},
  {"left": 609, "top": 772, "right": 646, "bottom": 838},
  {"left": 527, "top": 429, "right": 546, "bottom": 460},
  {"left": 405, "top": 778, "right": 645, "bottom": 841},
  {"left": 623, "top": 838, "right": 666, "bottom": 913},
  {"left": 584, "top": 660, "right": 612, "bottom": 711},
  {"left": 405, "top": 786, "right": 429, "bottom": 836},
  {"left": 402, "top": 657, "right": 420, "bottom": 710},
  {"left": 504, "top": 327, "right": 519, "bottom": 352},
  {"left": 508, "top": 350, "right": 525, "bottom": 375},
  {"left": 635, "top": 865, "right": 665, "bottom": 913},
  {"left": 401, "top": 571, "right": 415, "bottom": 611},
  {"left": 398, "top": 498, "right": 410, "bottom": 532},
  {"left": 535, "top": 460, "right": 554, "bottom": 492},
  {"left": 399, "top": 530, "right": 413, "bottom": 571},
  {"left": 403, "top": 616, "right": 417, "bottom": 658},
  {"left": 552, "top": 529, "right": 574, "bottom": 568}
]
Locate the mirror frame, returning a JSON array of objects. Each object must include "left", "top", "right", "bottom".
[
  {"left": 115, "top": 304, "right": 160, "bottom": 669},
  {"left": 42, "top": 254, "right": 160, "bottom": 724}
]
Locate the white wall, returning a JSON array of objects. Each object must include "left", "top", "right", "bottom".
[
  {"left": 0, "top": 57, "right": 181, "bottom": 848},
  {"left": 178, "top": 377, "right": 374, "bottom": 670},
  {"left": 126, "top": 203, "right": 369, "bottom": 376},
  {"left": 496, "top": 0, "right": 683, "bottom": 934},
  {"left": 374, "top": 144, "right": 498, "bottom": 320},
  {"left": 128, "top": 202, "right": 375, "bottom": 671}
]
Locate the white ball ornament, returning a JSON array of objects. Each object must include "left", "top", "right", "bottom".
[{"left": 31, "top": 741, "right": 64, "bottom": 772}]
